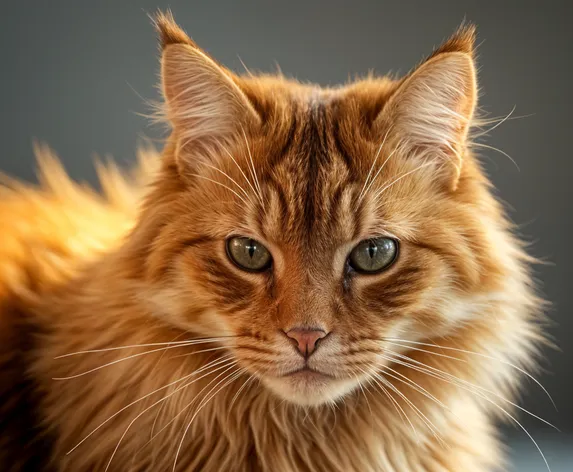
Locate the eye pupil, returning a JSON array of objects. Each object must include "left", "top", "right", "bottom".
[
  {"left": 348, "top": 238, "right": 398, "bottom": 274},
  {"left": 368, "top": 242, "right": 376, "bottom": 259}
]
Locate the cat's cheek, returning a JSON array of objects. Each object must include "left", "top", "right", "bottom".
[
  {"left": 189, "top": 309, "right": 235, "bottom": 337},
  {"left": 139, "top": 282, "right": 234, "bottom": 336},
  {"left": 379, "top": 317, "right": 417, "bottom": 345}
]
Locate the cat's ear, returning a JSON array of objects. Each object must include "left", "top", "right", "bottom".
[
  {"left": 154, "top": 11, "right": 260, "bottom": 165},
  {"left": 375, "top": 25, "right": 478, "bottom": 188}
]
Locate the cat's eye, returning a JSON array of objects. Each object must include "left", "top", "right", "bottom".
[
  {"left": 226, "top": 237, "right": 272, "bottom": 272},
  {"left": 348, "top": 238, "right": 398, "bottom": 274}
]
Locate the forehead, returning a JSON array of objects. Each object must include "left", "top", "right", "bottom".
[{"left": 257, "top": 96, "right": 364, "bottom": 247}]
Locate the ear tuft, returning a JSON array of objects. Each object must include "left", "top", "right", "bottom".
[
  {"left": 152, "top": 10, "right": 195, "bottom": 49},
  {"left": 427, "top": 23, "right": 477, "bottom": 59}
]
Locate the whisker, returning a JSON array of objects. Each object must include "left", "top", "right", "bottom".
[
  {"left": 169, "top": 345, "right": 231, "bottom": 359},
  {"left": 372, "top": 370, "right": 447, "bottom": 448},
  {"left": 359, "top": 146, "right": 401, "bottom": 205},
  {"left": 229, "top": 374, "right": 256, "bottom": 411},
  {"left": 372, "top": 161, "right": 435, "bottom": 203},
  {"left": 189, "top": 174, "right": 250, "bottom": 206},
  {"left": 384, "top": 351, "right": 558, "bottom": 431},
  {"left": 146, "top": 333, "right": 192, "bottom": 440},
  {"left": 357, "top": 363, "right": 445, "bottom": 445},
  {"left": 220, "top": 146, "right": 259, "bottom": 204},
  {"left": 66, "top": 355, "right": 234, "bottom": 455},
  {"left": 172, "top": 367, "right": 244, "bottom": 472},
  {"left": 302, "top": 406, "right": 311, "bottom": 424},
  {"left": 357, "top": 128, "right": 392, "bottom": 203},
  {"left": 304, "top": 406, "right": 326, "bottom": 439},
  {"left": 102, "top": 359, "right": 237, "bottom": 472},
  {"left": 55, "top": 337, "right": 234, "bottom": 358},
  {"left": 384, "top": 352, "right": 551, "bottom": 471},
  {"left": 327, "top": 400, "right": 338, "bottom": 436},
  {"left": 356, "top": 366, "right": 418, "bottom": 442},
  {"left": 472, "top": 105, "right": 518, "bottom": 138},
  {"left": 377, "top": 359, "right": 456, "bottom": 419},
  {"left": 383, "top": 338, "right": 556, "bottom": 410},
  {"left": 150, "top": 400, "right": 166, "bottom": 441},
  {"left": 142, "top": 363, "right": 240, "bottom": 449},
  {"left": 199, "top": 161, "right": 254, "bottom": 203},
  {"left": 472, "top": 142, "right": 520, "bottom": 171},
  {"left": 355, "top": 372, "right": 373, "bottom": 417},
  {"left": 54, "top": 342, "right": 230, "bottom": 380},
  {"left": 240, "top": 126, "right": 264, "bottom": 205}
]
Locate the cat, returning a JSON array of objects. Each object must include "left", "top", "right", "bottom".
[{"left": 0, "top": 10, "right": 549, "bottom": 472}]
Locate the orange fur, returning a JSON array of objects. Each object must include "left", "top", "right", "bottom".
[{"left": 0, "top": 12, "right": 546, "bottom": 472}]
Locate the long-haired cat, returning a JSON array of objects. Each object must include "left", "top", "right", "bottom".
[{"left": 0, "top": 11, "right": 550, "bottom": 472}]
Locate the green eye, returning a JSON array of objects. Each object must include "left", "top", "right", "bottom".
[
  {"left": 348, "top": 238, "right": 398, "bottom": 274},
  {"left": 226, "top": 237, "right": 272, "bottom": 272}
]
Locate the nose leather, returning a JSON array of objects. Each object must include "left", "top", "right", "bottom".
[{"left": 285, "top": 328, "right": 327, "bottom": 357}]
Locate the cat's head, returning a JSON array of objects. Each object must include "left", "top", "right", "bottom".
[{"left": 136, "top": 12, "right": 505, "bottom": 406}]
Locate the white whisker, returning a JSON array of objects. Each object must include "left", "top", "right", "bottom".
[
  {"left": 356, "top": 366, "right": 418, "bottom": 442},
  {"left": 359, "top": 146, "right": 401, "bottom": 205},
  {"left": 472, "top": 106, "right": 517, "bottom": 138},
  {"left": 378, "top": 360, "right": 455, "bottom": 418},
  {"left": 143, "top": 364, "right": 239, "bottom": 449},
  {"left": 383, "top": 350, "right": 558, "bottom": 431},
  {"left": 172, "top": 367, "right": 243, "bottom": 472},
  {"left": 199, "top": 161, "right": 254, "bottom": 203},
  {"left": 189, "top": 174, "right": 250, "bottom": 206},
  {"left": 372, "top": 161, "right": 435, "bottom": 204},
  {"left": 357, "top": 127, "right": 392, "bottom": 203},
  {"left": 66, "top": 355, "right": 234, "bottom": 455},
  {"left": 169, "top": 345, "right": 230, "bottom": 359},
  {"left": 54, "top": 343, "right": 230, "bottom": 380},
  {"left": 355, "top": 372, "right": 373, "bottom": 417},
  {"left": 229, "top": 374, "right": 256, "bottom": 411},
  {"left": 55, "top": 337, "right": 233, "bottom": 358},
  {"left": 383, "top": 351, "right": 551, "bottom": 471},
  {"left": 240, "top": 126, "right": 264, "bottom": 205},
  {"left": 101, "top": 359, "right": 237, "bottom": 472},
  {"left": 373, "top": 370, "right": 447, "bottom": 448},
  {"left": 383, "top": 338, "right": 556, "bottom": 409},
  {"left": 472, "top": 142, "right": 520, "bottom": 171},
  {"left": 220, "top": 146, "right": 259, "bottom": 203}
]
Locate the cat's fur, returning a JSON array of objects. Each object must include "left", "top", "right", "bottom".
[{"left": 0, "top": 12, "right": 545, "bottom": 472}]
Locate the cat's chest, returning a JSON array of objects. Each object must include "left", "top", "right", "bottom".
[{"left": 43, "top": 370, "right": 389, "bottom": 471}]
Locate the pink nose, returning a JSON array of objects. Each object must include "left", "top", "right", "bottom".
[{"left": 285, "top": 328, "right": 328, "bottom": 357}]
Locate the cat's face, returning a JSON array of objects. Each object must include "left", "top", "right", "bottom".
[{"left": 141, "top": 16, "right": 495, "bottom": 406}]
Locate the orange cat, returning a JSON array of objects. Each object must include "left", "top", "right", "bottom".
[{"left": 0, "top": 11, "right": 549, "bottom": 472}]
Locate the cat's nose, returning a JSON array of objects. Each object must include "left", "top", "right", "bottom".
[{"left": 284, "top": 327, "right": 328, "bottom": 358}]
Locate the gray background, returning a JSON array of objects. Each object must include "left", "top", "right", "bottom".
[{"left": 1, "top": 1, "right": 571, "bottom": 470}]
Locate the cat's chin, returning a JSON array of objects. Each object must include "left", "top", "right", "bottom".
[{"left": 261, "top": 370, "right": 358, "bottom": 406}]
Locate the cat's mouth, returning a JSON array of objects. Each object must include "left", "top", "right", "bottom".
[
  {"left": 282, "top": 366, "right": 334, "bottom": 379},
  {"left": 260, "top": 364, "right": 359, "bottom": 406}
]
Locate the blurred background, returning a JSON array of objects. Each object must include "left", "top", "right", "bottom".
[{"left": 1, "top": 1, "right": 571, "bottom": 470}]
